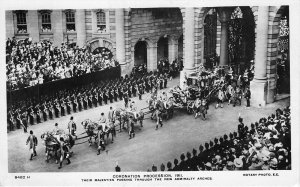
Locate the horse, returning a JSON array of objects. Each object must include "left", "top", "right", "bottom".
[
  {"left": 81, "top": 119, "right": 116, "bottom": 146},
  {"left": 113, "top": 108, "right": 130, "bottom": 131},
  {"left": 126, "top": 110, "right": 144, "bottom": 128},
  {"left": 41, "top": 132, "right": 60, "bottom": 163},
  {"left": 102, "top": 121, "right": 116, "bottom": 145},
  {"left": 41, "top": 131, "right": 74, "bottom": 163},
  {"left": 81, "top": 119, "right": 98, "bottom": 146}
]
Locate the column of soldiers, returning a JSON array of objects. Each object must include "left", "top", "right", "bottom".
[{"left": 7, "top": 72, "right": 169, "bottom": 132}]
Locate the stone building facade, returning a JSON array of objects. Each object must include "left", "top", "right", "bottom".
[{"left": 6, "top": 6, "right": 288, "bottom": 107}]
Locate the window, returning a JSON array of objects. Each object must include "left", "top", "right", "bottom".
[
  {"left": 16, "top": 11, "right": 27, "bottom": 33},
  {"left": 65, "top": 10, "right": 76, "bottom": 32},
  {"left": 96, "top": 11, "right": 106, "bottom": 33},
  {"left": 41, "top": 13, "right": 51, "bottom": 32}
]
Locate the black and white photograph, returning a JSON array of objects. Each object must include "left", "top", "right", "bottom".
[{"left": 0, "top": 0, "right": 299, "bottom": 186}]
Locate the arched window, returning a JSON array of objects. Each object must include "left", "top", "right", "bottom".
[
  {"left": 41, "top": 12, "right": 51, "bottom": 32},
  {"left": 96, "top": 10, "right": 106, "bottom": 33},
  {"left": 65, "top": 10, "right": 76, "bottom": 32},
  {"left": 15, "top": 11, "right": 27, "bottom": 33}
]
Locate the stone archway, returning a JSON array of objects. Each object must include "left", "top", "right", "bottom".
[
  {"left": 268, "top": 6, "right": 290, "bottom": 99},
  {"left": 132, "top": 38, "right": 157, "bottom": 72},
  {"left": 88, "top": 38, "right": 116, "bottom": 57},
  {"left": 134, "top": 41, "right": 147, "bottom": 66},
  {"left": 157, "top": 35, "right": 169, "bottom": 61}
]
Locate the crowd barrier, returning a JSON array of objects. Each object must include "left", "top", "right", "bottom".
[{"left": 7, "top": 66, "right": 121, "bottom": 104}]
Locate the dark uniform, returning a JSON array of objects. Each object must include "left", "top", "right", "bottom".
[
  {"left": 114, "top": 87, "right": 118, "bottom": 102},
  {"left": 109, "top": 88, "right": 114, "bottom": 103},
  {"left": 98, "top": 91, "right": 103, "bottom": 106},
  {"left": 128, "top": 116, "right": 135, "bottom": 139},
  {"left": 97, "top": 128, "right": 105, "bottom": 155},
  {"left": 164, "top": 73, "right": 168, "bottom": 88}
]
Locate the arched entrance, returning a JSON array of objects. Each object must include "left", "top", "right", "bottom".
[
  {"left": 88, "top": 38, "right": 116, "bottom": 57},
  {"left": 203, "top": 8, "right": 218, "bottom": 70},
  {"left": 227, "top": 6, "right": 255, "bottom": 75},
  {"left": 93, "top": 47, "right": 113, "bottom": 59},
  {"left": 276, "top": 6, "right": 290, "bottom": 94},
  {"left": 134, "top": 41, "right": 147, "bottom": 66},
  {"left": 157, "top": 36, "right": 169, "bottom": 61}
]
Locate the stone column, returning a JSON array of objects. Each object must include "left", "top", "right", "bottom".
[
  {"left": 217, "top": 8, "right": 232, "bottom": 66},
  {"left": 168, "top": 37, "right": 178, "bottom": 63},
  {"left": 52, "top": 10, "right": 64, "bottom": 47},
  {"left": 5, "top": 11, "right": 15, "bottom": 38},
  {"left": 250, "top": 6, "right": 269, "bottom": 107},
  {"left": 27, "top": 10, "right": 39, "bottom": 42},
  {"left": 115, "top": 9, "right": 126, "bottom": 66},
  {"left": 147, "top": 44, "right": 158, "bottom": 72},
  {"left": 75, "top": 9, "right": 86, "bottom": 47},
  {"left": 180, "top": 8, "right": 195, "bottom": 88}
]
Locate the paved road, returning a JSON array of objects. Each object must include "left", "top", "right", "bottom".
[{"left": 7, "top": 77, "right": 290, "bottom": 172}]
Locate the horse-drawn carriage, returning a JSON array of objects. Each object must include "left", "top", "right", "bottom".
[
  {"left": 80, "top": 107, "right": 144, "bottom": 147},
  {"left": 169, "top": 86, "right": 200, "bottom": 114}
]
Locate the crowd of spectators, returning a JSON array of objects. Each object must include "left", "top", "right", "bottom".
[
  {"left": 149, "top": 106, "right": 291, "bottom": 171},
  {"left": 6, "top": 37, "right": 118, "bottom": 91}
]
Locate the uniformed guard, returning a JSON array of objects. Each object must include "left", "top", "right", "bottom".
[
  {"left": 78, "top": 95, "right": 83, "bottom": 111},
  {"left": 244, "top": 87, "right": 251, "bottom": 108},
  {"left": 22, "top": 112, "right": 28, "bottom": 133},
  {"left": 104, "top": 89, "right": 109, "bottom": 105},
  {"left": 58, "top": 137, "right": 71, "bottom": 169},
  {"left": 128, "top": 83, "right": 132, "bottom": 98},
  {"left": 8, "top": 110, "right": 15, "bottom": 131},
  {"left": 61, "top": 100, "right": 66, "bottom": 116},
  {"left": 67, "top": 116, "right": 77, "bottom": 138},
  {"left": 159, "top": 74, "right": 163, "bottom": 90},
  {"left": 97, "top": 126, "right": 105, "bottom": 155},
  {"left": 83, "top": 94, "right": 88, "bottom": 110},
  {"left": 67, "top": 98, "right": 72, "bottom": 115},
  {"left": 48, "top": 101, "right": 54, "bottom": 121},
  {"left": 132, "top": 82, "right": 137, "bottom": 97},
  {"left": 29, "top": 107, "right": 34, "bottom": 125},
  {"left": 93, "top": 91, "right": 98, "bottom": 107},
  {"left": 118, "top": 86, "right": 123, "bottom": 100},
  {"left": 42, "top": 103, "right": 48, "bottom": 122},
  {"left": 110, "top": 88, "right": 114, "bottom": 103},
  {"left": 98, "top": 91, "right": 103, "bottom": 106},
  {"left": 36, "top": 106, "right": 41, "bottom": 124},
  {"left": 123, "top": 90, "right": 129, "bottom": 108},
  {"left": 114, "top": 87, "right": 118, "bottom": 102},
  {"left": 72, "top": 96, "right": 78, "bottom": 113},
  {"left": 88, "top": 94, "right": 93, "bottom": 108},
  {"left": 164, "top": 73, "right": 168, "bottom": 88},
  {"left": 137, "top": 84, "right": 142, "bottom": 100},
  {"left": 26, "top": 130, "right": 38, "bottom": 160},
  {"left": 128, "top": 116, "right": 135, "bottom": 139}
]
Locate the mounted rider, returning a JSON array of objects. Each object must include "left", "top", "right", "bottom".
[
  {"left": 129, "top": 101, "right": 138, "bottom": 119},
  {"left": 99, "top": 112, "right": 107, "bottom": 126}
]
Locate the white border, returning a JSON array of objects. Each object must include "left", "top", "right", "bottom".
[{"left": 0, "top": 0, "right": 299, "bottom": 186}]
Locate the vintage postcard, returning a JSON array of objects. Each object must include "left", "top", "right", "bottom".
[{"left": 0, "top": 0, "right": 299, "bottom": 186}]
